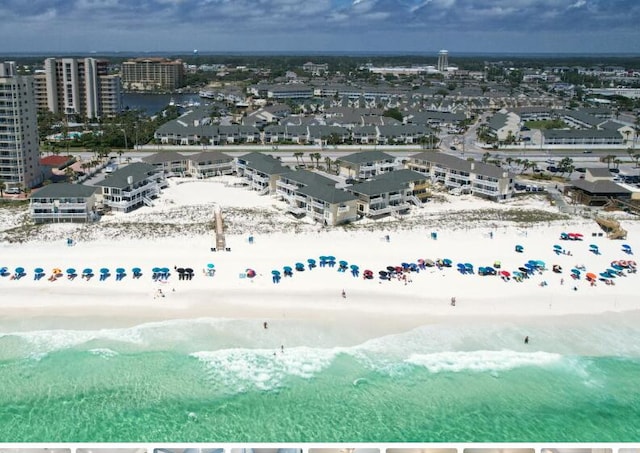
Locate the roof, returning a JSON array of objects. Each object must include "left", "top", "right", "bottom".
[
  {"left": 142, "top": 151, "right": 187, "bottom": 164},
  {"left": 298, "top": 185, "right": 357, "bottom": 204},
  {"left": 95, "top": 163, "right": 158, "bottom": 189},
  {"left": 487, "top": 112, "right": 509, "bottom": 130},
  {"left": 280, "top": 169, "right": 336, "bottom": 187},
  {"left": 30, "top": 183, "right": 97, "bottom": 199},
  {"left": 570, "top": 180, "right": 630, "bottom": 194},
  {"left": 237, "top": 152, "right": 288, "bottom": 175},
  {"left": 40, "top": 155, "right": 74, "bottom": 168},
  {"left": 586, "top": 167, "right": 613, "bottom": 178},
  {"left": 543, "top": 129, "right": 622, "bottom": 139},
  {"left": 189, "top": 151, "right": 233, "bottom": 163},
  {"left": 369, "top": 169, "right": 429, "bottom": 184},
  {"left": 338, "top": 150, "right": 395, "bottom": 165}
]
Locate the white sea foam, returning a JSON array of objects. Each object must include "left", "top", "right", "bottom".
[
  {"left": 405, "top": 350, "right": 563, "bottom": 373},
  {"left": 88, "top": 348, "right": 119, "bottom": 358},
  {"left": 191, "top": 346, "right": 344, "bottom": 392}
]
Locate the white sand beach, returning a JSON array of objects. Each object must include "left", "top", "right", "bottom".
[{"left": 1, "top": 178, "right": 639, "bottom": 334}]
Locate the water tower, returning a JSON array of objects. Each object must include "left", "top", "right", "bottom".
[{"left": 437, "top": 50, "right": 449, "bottom": 72}]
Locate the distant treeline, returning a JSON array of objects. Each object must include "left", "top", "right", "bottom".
[{"left": 4, "top": 53, "right": 640, "bottom": 72}]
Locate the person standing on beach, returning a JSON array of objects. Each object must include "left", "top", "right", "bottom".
[
  {"left": 524, "top": 336, "right": 529, "bottom": 344},
  {"left": 263, "top": 321, "right": 268, "bottom": 329},
  {"left": 450, "top": 297, "right": 456, "bottom": 306},
  {"left": 342, "top": 289, "right": 346, "bottom": 299}
]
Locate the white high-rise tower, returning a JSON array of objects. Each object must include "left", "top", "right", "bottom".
[
  {"left": 437, "top": 50, "right": 449, "bottom": 72},
  {"left": 0, "top": 61, "right": 42, "bottom": 191}
]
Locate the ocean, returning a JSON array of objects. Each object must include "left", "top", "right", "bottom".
[{"left": 0, "top": 314, "right": 639, "bottom": 442}]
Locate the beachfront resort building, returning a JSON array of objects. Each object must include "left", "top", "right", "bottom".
[
  {"left": 0, "top": 61, "right": 43, "bottom": 191},
  {"left": 187, "top": 151, "right": 234, "bottom": 178},
  {"left": 275, "top": 169, "right": 358, "bottom": 226},
  {"left": 141, "top": 151, "right": 188, "bottom": 177},
  {"left": 406, "top": 152, "right": 515, "bottom": 201},
  {"left": 235, "top": 152, "right": 289, "bottom": 194},
  {"left": 336, "top": 151, "right": 401, "bottom": 180},
  {"left": 121, "top": 58, "right": 185, "bottom": 91},
  {"left": 94, "top": 162, "right": 165, "bottom": 212},
  {"left": 348, "top": 169, "right": 429, "bottom": 218},
  {"left": 35, "top": 57, "right": 123, "bottom": 119},
  {"left": 29, "top": 183, "right": 98, "bottom": 224}
]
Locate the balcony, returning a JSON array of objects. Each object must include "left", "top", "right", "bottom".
[{"left": 276, "top": 180, "right": 299, "bottom": 192}]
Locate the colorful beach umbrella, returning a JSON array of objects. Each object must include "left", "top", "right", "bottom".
[{"left": 66, "top": 268, "right": 76, "bottom": 275}]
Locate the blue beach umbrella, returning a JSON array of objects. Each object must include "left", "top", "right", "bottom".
[
  {"left": 152, "top": 267, "right": 161, "bottom": 273},
  {"left": 535, "top": 260, "right": 545, "bottom": 268},
  {"left": 100, "top": 268, "right": 109, "bottom": 274},
  {"left": 116, "top": 268, "right": 125, "bottom": 274},
  {"left": 350, "top": 264, "right": 359, "bottom": 270},
  {"left": 15, "top": 267, "right": 25, "bottom": 274},
  {"left": 553, "top": 244, "right": 562, "bottom": 250},
  {"left": 599, "top": 272, "right": 612, "bottom": 279},
  {"left": 589, "top": 244, "right": 598, "bottom": 249},
  {"left": 606, "top": 268, "right": 619, "bottom": 275},
  {"left": 283, "top": 266, "right": 292, "bottom": 272},
  {"left": 161, "top": 267, "right": 170, "bottom": 273},
  {"left": 464, "top": 263, "right": 474, "bottom": 270},
  {"left": 307, "top": 258, "right": 316, "bottom": 264},
  {"left": 132, "top": 267, "right": 141, "bottom": 273},
  {"left": 83, "top": 268, "right": 93, "bottom": 275},
  {"left": 206, "top": 263, "right": 214, "bottom": 269},
  {"left": 271, "top": 270, "right": 281, "bottom": 275},
  {"left": 442, "top": 258, "right": 452, "bottom": 266},
  {"left": 66, "top": 268, "right": 76, "bottom": 275},
  {"left": 34, "top": 267, "right": 44, "bottom": 274}
]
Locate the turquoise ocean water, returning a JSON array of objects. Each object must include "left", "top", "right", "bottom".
[{"left": 0, "top": 314, "right": 639, "bottom": 442}]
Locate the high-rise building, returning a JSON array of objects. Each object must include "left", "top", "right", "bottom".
[
  {"left": 0, "top": 61, "right": 43, "bottom": 191},
  {"left": 35, "top": 57, "right": 122, "bottom": 119},
  {"left": 121, "top": 57, "right": 185, "bottom": 91},
  {"left": 437, "top": 50, "right": 449, "bottom": 72}
]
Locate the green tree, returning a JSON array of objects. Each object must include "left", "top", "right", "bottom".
[
  {"left": 558, "top": 157, "right": 575, "bottom": 176},
  {"left": 383, "top": 108, "right": 403, "bottom": 122}
]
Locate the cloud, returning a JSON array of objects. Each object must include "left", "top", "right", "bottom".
[{"left": 0, "top": 0, "right": 638, "bottom": 52}]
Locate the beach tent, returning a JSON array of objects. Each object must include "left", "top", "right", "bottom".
[
  {"left": 515, "top": 245, "right": 524, "bottom": 253},
  {"left": 246, "top": 269, "right": 256, "bottom": 278},
  {"left": 560, "top": 233, "right": 569, "bottom": 240},
  {"left": 464, "top": 263, "right": 474, "bottom": 273},
  {"left": 307, "top": 259, "right": 316, "bottom": 269},
  {"left": 442, "top": 259, "right": 452, "bottom": 267},
  {"left": 622, "top": 244, "right": 632, "bottom": 254},
  {"left": 295, "top": 262, "right": 305, "bottom": 271},
  {"left": 457, "top": 263, "right": 467, "bottom": 274}
]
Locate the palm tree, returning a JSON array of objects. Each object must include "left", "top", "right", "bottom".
[
  {"left": 293, "top": 151, "right": 303, "bottom": 167},
  {"left": 602, "top": 154, "right": 616, "bottom": 169},
  {"left": 481, "top": 152, "right": 491, "bottom": 163},
  {"left": 0, "top": 177, "right": 4, "bottom": 198},
  {"left": 324, "top": 156, "right": 332, "bottom": 172}
]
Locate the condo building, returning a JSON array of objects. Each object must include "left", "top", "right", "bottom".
[
  {"left": 121, "top": 58, "right": 185, "bottom": 91},
  {"left": 0, "top": 61, "right": 43, "bottom": 191},
  {"left": 35, "top": 57, "right": 123, "bottom": 119}
]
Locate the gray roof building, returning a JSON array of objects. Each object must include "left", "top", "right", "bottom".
[
  {"left": 142, "top": 151, "right": 187, "bottom": 164},
  {"left": 30, "top": 183, "right": 98, "bottom": 199},
  {"left": 338, "top": 150, "right": 395, "bottom": 165},
  {"left": 95, "top": 163, "right": 158, "bottom": 189}
]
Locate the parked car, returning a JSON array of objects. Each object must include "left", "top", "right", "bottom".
[
  {"left": 610, "top": 168, "right": 620, "bottom": 174},
  {"left": 4, "top": 187, "right": 21, "bottom": 194},
  {"left": 583, "top": 150, "right": 593, "bottom": 154},
  {"left": 575, "top": 167, "right": 586, "bottom": 173},
  {"left": 546, "top": 166, "right": 559, "bottom": 173},
  {"left": 450, "top": 146, "right": 457, "bottom": 151}
]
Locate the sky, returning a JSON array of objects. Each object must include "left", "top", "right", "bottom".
[{"left": 1, "top": 0, "right": 639, "bottom": 54}]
